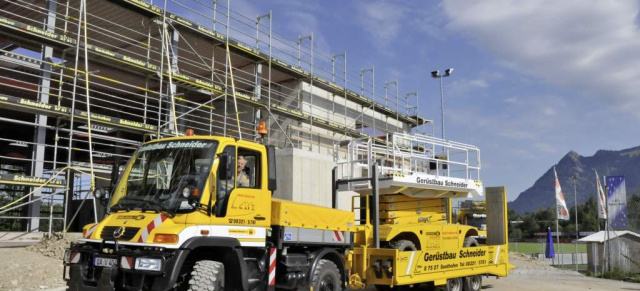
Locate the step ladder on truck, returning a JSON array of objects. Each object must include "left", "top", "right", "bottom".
[
  {"left": 62, "top": 128, "right": 511, "bottom": 291},
  {"left": 334, "top": 133, "right": 512, "bottom": 290}
]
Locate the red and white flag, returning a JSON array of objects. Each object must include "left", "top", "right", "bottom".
[
  {"left": 595, "top": 170, "right": 607, "bottom": 219},
  {"left": 554, "top": 167, "right": 570, "bottom": 220}
]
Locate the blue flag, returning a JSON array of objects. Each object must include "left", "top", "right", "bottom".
[
  {"left": 606, "top": 176, "right": 628, "bottom": 229},
  {"left": 545, "top": 227, "right": 555, "bottom": 259}
]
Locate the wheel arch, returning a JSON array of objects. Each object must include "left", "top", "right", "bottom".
[
  {"left": 389, "top": 232, "right": 422, "bottom": 250},
  {"left": 464, "top": 228, "right": 479, "bottom": 238},
  {"left": 177, "top": 237, "right": 250, "bottom": 291}
]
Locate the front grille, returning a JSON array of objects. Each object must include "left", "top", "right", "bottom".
[{"left": 101, "top": 226, "right": 140, "bottom": 241}]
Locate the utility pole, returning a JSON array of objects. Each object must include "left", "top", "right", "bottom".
[
  {"left": 572, "top": 174, "right": 579, "bottom": 272},
  {"left": 430, "top": 68, "right": 453, "bottom": 140}
]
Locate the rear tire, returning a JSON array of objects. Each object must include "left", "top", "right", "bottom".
[
  {"left": 463, "top": 275, "right": 482, "bottom": 291},
  {"left": 187, "top": 260, "right": 224, "bottom": 291},
  {"left": 445, "top": 278, "right": 463, "bottom": 291},
  {"left": 309, "top": 259, "right": 342, "bottom": 291},
  {"left": 391, "top": 239, "right": 417, "bottom": 251},
  {"left": 463, "top": 237, "right": 479, "bottom": 247}
]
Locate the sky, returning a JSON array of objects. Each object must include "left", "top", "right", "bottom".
[{"left": 225, "top": 0, "right": 640, "bottom": 201}]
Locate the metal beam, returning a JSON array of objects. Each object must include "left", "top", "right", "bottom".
[{"left": 28, "top": 0, "right": 57, "bottom": 232}]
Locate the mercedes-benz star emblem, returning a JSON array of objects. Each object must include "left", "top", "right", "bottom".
[{"left": 113, "top": 226, "right": 125, "bottom": 239}]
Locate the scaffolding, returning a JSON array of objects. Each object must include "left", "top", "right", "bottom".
[{"left": 0, "top": 0, "right": 431, "bottom": 233}]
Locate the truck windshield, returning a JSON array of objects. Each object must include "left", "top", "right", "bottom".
[
  {"left": 111, "top": 140, "right": 218, "bottom": 215},
  {"left": 465, "top": 213, "right": 486, "bottom": 230}
]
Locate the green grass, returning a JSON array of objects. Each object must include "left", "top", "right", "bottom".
[{"left": 508, "top": 242, "right": 587, "bottom": 254}]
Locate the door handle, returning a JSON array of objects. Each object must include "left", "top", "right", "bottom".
[{"left": 254, "top": 215, "right": 266, "bottom": 221}]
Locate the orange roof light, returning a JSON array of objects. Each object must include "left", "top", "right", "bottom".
[
  {"left": 185, "top": 129, "right": 195, "bottom": 136},
  {"left": 257, "top": 121, "right": 268, "bottom": 136}
]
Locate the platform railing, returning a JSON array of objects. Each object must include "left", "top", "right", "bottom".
[{"left": 335, "top": 133, "right": 481, "bottom": 184}]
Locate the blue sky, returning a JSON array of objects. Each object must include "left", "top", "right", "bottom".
[{"left": 229, "top": 0, "right": 640, "bottom": 201}]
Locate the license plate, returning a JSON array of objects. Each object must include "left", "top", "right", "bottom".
[{"left": 94, "top": 257, "right": 117, "bottom": 267}]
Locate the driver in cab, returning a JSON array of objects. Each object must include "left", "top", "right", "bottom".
[{"left": 236, "top": 156, "right": 250, "bottom": 187}]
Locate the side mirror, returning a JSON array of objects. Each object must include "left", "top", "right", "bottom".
[{"left": 217, "top": 153, "right": 233, "bottom": 180}]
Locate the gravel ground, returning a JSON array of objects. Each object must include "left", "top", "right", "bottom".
[
  {"left": 0, "top": 242, "right": 638, "bottom": 291},
  {"left": 0, "top": 247, "right": 66, "bottom": 291}
]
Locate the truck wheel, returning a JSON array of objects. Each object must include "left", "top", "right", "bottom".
[
  {"left": 187, "top": 260, "right": 224, "bottom": 291},
  {"left": 463, "top": 275, "right": 482, "bottom": 291},
  {"left": 309, "top": 259, "right": 342, "bottom": 291},
  {"left": 445, "top": 278, "right": 463, "bottom": 291},
  {"left": 463, "top": 237, "right": 478, "bottom": 247},
  {"left": 391, "top": 239, "right": 417, "bottom": 251}
]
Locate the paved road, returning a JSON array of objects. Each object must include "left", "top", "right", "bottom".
[{"left": 482, "top": 270, "right": 640, "bottom": 291}]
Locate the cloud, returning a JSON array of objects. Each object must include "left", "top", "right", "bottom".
[
  {"left": 443, "top": 0, "right": 640, "bottom": 117},
  {"left": 355, "top": 2, "right": 445, "bottom": 52}
]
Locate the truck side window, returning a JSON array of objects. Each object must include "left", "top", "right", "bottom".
[{"left": 237, "top": 148, "right": 260, "bottom": 189}]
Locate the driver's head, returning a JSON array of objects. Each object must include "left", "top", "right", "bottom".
[{"left": 237, "top": 156, "right": 246, "bottom": 173}]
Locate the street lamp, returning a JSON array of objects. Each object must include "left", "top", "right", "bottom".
[
  {"left": 571, "top": 174, "right": 579, "bottom": 272},
  {"left": 431, "top": 68, "right": 453, "bottom": 140}
]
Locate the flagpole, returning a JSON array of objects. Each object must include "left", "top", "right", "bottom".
[
  {"left": 555, "top": 216, "right": 561, "bottom": 267},
  {"left": 604, "top": 176, "right": 610, "bottom": 273}
]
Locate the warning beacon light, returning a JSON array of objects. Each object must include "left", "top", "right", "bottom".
[
  {"left": 257, "top": 121, "right": 268, "bottom": 136},
  {"left": 185, "top": 128, "right": 195, "bottom": 136}
]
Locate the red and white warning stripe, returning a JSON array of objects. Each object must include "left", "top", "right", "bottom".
[
  {"left": 332, "top": 231, "right": 344, "bottom": 242},
  {"left": 138, "top": 214, "right": 168, "bottom": 243},
  {"left": 121, "top": 256, "right": 134, "bottom": 269},
  {"left": 268, "top": 248, "right": 276, "bottom": 286},
  {"left": 70, "top": 252, "right": 81, "bottom": 264},
  {"left": 84, "top": 224, "right": 98, "bottom": 239}
]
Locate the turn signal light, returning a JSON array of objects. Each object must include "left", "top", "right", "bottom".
[
  {"left": 257, "top": 121, "right": 268, "bottom": 135},
  {"left": 153, "top": 234, "right": 179, "bottom": 244}
]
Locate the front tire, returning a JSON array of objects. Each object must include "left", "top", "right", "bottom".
[
  {"left": 463, "top": 237, "right": 479, "bottom": 247},
  {"left": 391, "top": 239, "right": 417, "bottom": 251},
  {"left": 187, "top": 260, "right": 224, "bottom": 291},
  {"left": 309, "top": 259, "right": 342, "bottom": 291}
]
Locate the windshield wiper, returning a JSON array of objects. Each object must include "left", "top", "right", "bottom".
[
  {"left": 142, "top": 199, "right": 175, "bottom": 217},
  {"left": 111, "top": 197, "right": 174, "bottom": 216}
]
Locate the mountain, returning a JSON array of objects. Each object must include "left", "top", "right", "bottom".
[{"left": 508, "top": 146, "right": 640, "bottom": 214}]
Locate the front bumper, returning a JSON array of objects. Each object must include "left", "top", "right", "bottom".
[{"left": 65, "top": 241, "right": 188, "bottom": 291}]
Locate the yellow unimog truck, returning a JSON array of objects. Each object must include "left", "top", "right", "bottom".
[
  {"left": 64, "top": 131, "right": 510, "bottom": 291},
  {"left": 457, "top": 200, "right": 488, "bottom": 244}
]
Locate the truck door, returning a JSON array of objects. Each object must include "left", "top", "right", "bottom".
[{"left": 213, "top": 145, "right": 270, "bottom": 245}]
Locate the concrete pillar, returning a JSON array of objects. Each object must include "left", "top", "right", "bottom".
[
  {"left": 28, "top": 0, "right": 57, "bottom": 232},
  {"left": 254, "top": 62, "right": 262, "bottom": 100}
]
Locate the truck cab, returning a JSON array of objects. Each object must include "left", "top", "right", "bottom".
[{"left": 65, "top": 136, "right": 353, "bottom": 291}]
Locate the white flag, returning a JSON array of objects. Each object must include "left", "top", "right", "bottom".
[
  {"left": 554, "top": 167, "right": 570, "bottom": 220},
  {"left": 595, "top": 170, "right": 607, "bottom": 219}
]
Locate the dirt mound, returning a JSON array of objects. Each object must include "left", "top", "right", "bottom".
[
  {"left": 26, "top": 233, "right": 78, "bottom": 260},
  {"left": 509, "top": 252, "right": 554, "bottom": 269}
]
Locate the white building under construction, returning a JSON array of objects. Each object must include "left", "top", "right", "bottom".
[{"left": 0, "top": 0, "right": 440, "bottom": 233}]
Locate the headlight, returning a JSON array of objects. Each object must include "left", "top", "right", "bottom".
[
  {"left": 135, "top": 257, "right": 162, "bottom": 271},
  {"left": 182, "top": 187, "right": 191, "bottom": 198},
  {"left": 64, "top": 250, "right": 71, "bottom": 263}
]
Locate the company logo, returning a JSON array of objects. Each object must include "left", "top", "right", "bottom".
[
  {"left": 113, "top": 227, "right": 125, "bottom": 239},
  {"left": 117, "top": 215, "right": 145, "bottom": 220}
]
